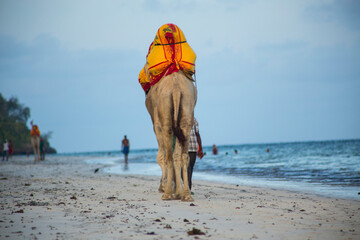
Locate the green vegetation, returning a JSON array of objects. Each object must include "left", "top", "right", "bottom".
[{"left": 0, "top": 93, "right": 56, "bottom": 154}]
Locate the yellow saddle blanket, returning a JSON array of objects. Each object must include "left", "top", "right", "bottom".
[
  {"left": 30, "top": 125, "right": 40, "bottom": 136},
  {"left": 139, "top": 23, "right": 196, "bottom": 92}
]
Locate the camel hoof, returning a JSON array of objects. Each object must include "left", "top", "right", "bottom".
[
  {"left": 181, "top": 195, "right": 194, "bottom": 202},
  {"left": 158, "top": 186, "right": 164, "bottom": 193},
  {"left": 161, "top": 193, "right": 173, "bottom": 201}
]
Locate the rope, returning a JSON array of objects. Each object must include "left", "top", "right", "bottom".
[{"left": 154, "top": 41, "right": 187, "bottom": 46}]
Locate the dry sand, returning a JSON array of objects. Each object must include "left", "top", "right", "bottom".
[{"left": 0, "top": 155, "right": 359, "bottom": 240}]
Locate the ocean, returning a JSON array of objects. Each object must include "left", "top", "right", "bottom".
[{"left": 68, "top": 139, "right": 360, "bottom": 200}]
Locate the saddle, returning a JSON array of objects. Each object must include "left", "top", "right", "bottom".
[
  {"left": 139, "top": 23, "right": 196, "bottom": 92},
  {"left": 31, "top": 125, "right": 40, "bottom": 136}
]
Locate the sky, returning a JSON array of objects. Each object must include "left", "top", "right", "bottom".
[{"left": 0, "top": 0, "right": 359, "bottom": 153}]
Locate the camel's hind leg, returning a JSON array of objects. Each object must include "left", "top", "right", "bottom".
[
  {"left": 173, "top": 117, "right": 194, "bottom": 201},
  {"left": 32, "top": 146, "right": 38, "bottom": 162},
  {"left": 35, "top": 147, "right": 40, "bottom": 162},
  {"left": 161, "top": 127, "right": 174, "bottom": 200},
  {"left": 31, "top": 136, "right": 40, "bottom": 162},
  {"left": 179, "top": 108, "right": 194, "bottom": 201},
  {"left": 181, "top": 151, "right": 193, "bottom": 202},
  {"left": 173, "top": 140, "right": 183, "bottom": 200}
]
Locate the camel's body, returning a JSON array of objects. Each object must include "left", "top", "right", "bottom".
[
  {"left": 31, "top": 135, "right": 40, "bottom": 162},
  {"left": 146, "top": 71, "right": 197, "bottom": 201}
]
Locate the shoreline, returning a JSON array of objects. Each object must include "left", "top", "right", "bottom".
[
  {"left": 1, "top": 155, "right": 359, "bottom": 239},
  {"left": 94, "top": 157, "right": 360, "bottom": 201}
]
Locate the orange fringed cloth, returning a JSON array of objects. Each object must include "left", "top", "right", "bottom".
[
  {"left": 139, "top": 23, "right": 196, "bottom": 92},
  {"left": 30, "top": 125, "right": 40, "bottom": 136}
]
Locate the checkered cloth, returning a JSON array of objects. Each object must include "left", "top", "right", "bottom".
[{"left": 188, "top": 118, "right": 199, "bottom": 152}]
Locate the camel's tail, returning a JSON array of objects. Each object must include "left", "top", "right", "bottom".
[{"left": 171, "top": 89, "right": 186, "bottom": 147}]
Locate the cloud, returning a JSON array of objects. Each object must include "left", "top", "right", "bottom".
[
  {"left": 1, "top": 0, "right": 359, "bottom": 52},
  {"left": 304, "top": 0, "right": 360, "bottom": 30}
]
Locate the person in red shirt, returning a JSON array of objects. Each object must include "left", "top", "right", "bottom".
[{"left": 8, "top": 140, "right": 13, "bottom": 160}]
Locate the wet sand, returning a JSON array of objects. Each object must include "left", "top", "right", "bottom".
[{"left": 0, "top": 155, "right": 359, "bottom": 240}]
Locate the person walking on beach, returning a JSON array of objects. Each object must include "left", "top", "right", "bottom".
[
  {"left": 187, "top": 118, "right": 204, "bottom": 192},
  {"left": 8, "top": 140, "right": 13, "bottom": 160},
  {"left": 2, "top": 139, "right": 9, "bottom": 161},
  {"left": 121, "top": 135, "right": 130, "bottom": 164}
]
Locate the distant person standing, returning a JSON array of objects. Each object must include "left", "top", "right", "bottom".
[
  {"left": 187, "top": 118, "right": 204, "bottom": 191},
  {"left": 2, "top": 139, "right": 9, "bottom": 161},
  {"left": 30, "top": 121, "right": 41, "bottom": 162},
  {"left": 121, "top": 135, "right": 130, "bottom": 164},
  {"left": 212, "top": 144, "right": 218, "bottom": 155}
]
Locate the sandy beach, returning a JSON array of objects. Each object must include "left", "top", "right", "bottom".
[{"left": 0, "top": 155, "right": 359, "bottom": 240}]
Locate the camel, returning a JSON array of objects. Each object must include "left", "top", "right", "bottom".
[{"left": 145, "top": 71, "right": 197, "bottom": 201}]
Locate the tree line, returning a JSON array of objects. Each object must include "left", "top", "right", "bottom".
[{"left": 0, "top": 93, "right": 56, "bottom": 154}]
